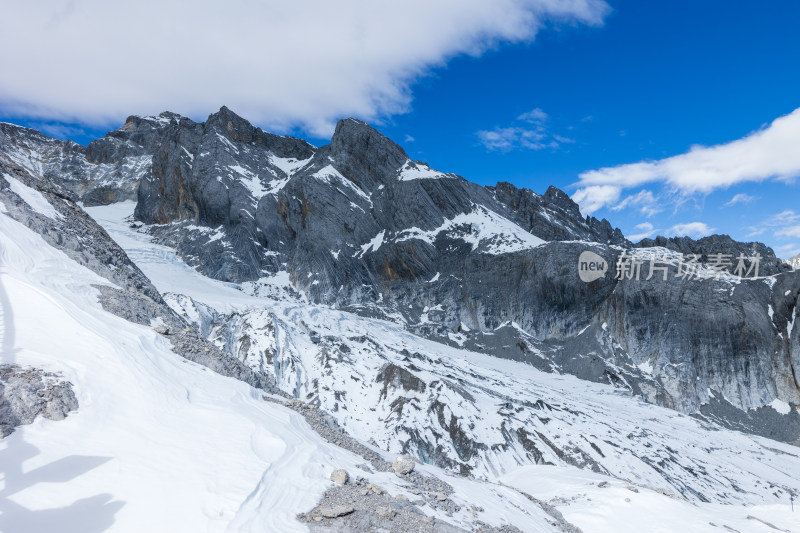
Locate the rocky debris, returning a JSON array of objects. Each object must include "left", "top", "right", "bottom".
[
  {"left": 275, "top": 396, "right": 577, "bottom": 532},
  {"left": 154, "top": 326, "right": 169, "bottom": 335},
  {"left": 265, "top": 395, "right": 392, "bottom": 473},
  {"left": 375, "top": 505, "right": 396, "bottom": 518},
  {"left": 0, "top": 365, "right": 78, "bottom": 437},
  {"left": 318, "top": 504, "right": 355, "bottom": 518},
  {"left": 297, "top": 477, "right": 520, "bottom": 533},
  {"left": 393, "top": 454, "right": 416, "bottom": 475},
  {"left": 330, "top": 469, "right": 350, "bottom": 484}
]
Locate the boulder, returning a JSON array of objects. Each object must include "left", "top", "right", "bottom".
[
  {"left": 330, "top": 469, "right": 349, "bottom": 484},
  {"left": 392, "top": 454, "right": 415, "bottom": 475}
]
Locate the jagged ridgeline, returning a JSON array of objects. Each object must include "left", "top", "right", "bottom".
[{"left": 1, "top": 107, "right": 799, "bottom": 448}]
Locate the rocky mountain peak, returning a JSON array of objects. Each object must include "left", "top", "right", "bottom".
[
  {"left": 543, "top": 185, "right": 581, "bottom": 214},
  {"left": 204, "top": 106, "right": 316, "bottom": 160},
  {"left": 328, "top": 118, "right": 409, "bottom": 188},
  {"left": 121, "top": 112, "right": 183, "bottom": 130},
  {"left": 205, "top": 105, "right": 261, "bottom": 142},
  {"left": 330, "top": 118, "right": 405, "bottom": 154}
]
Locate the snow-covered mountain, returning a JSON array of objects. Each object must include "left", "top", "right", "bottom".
[
  {"left": 785, "top": 253, "right": 800, "bottom": 270},
  {"left": 4, "top": 111, "right": 799, "bottom": 448},
  {"left": 2, "top": 111, "right": 800, "bottom": 532}
]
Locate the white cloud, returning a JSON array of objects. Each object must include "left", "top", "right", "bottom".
[
  {"left": 478, "top": 106, "right": 574, "bottom": 151},
  {"left": 573, "top": 107, "right": 800, "bottom": 211},
  {"left": 477, "top": 126, "right": 557, "bottom": 151},
  {"left": 723, "top": 193, "right": 756, "bottom": 207},
  {"left": 571, "top": 185, "right": 621, "bottom": 215},
  {"left": 517, "top": 107, "right": 549, "bottom": 123},
  {"left": 747, "top": 210, "right": 800, "bottom": 237},
  {"left": 0, "top": 0, "right": 609, "bottom": 137},
  {"left": 776, "top": 226, "right": 800, "bottom": 238},
  {"left": 628, "top": 222, "right": 655, "bottom": 241},
  {"left": 29, "top": 122, "right": 86, "bottom": 140},
  {"left": 774, "top": 243, "right": 800, "bottom": 258},
  {"left": 666, "top": 222, "right": 714, "bottom": 238},
  {"left": 404, "top": 134, "right": 416, "bottom": 143},
  {"left": 612, "top": 189, "right": 661, "bottom": 217}
]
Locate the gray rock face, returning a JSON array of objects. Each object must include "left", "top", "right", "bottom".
[
  {"left": 0, "top": 365, "right": 78, "bottom": 437},
  {"left": 637, "top": 234, "right": 789, "bottom": 275},
  {"left": 492, "top": 182, "right": 628, "bottom": 245},
  {"left": 0, "top": 116, "right": 171, "bottom": 206}
]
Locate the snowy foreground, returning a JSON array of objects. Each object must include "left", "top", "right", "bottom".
[{"left": 0, "top": 197, "right": 798, "bottom": 532}]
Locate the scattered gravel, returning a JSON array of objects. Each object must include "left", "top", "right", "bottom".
[{"left": 280, "top": 398, "right": 578, "bottom": 532}]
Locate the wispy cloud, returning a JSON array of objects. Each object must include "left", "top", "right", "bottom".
[
  {"left": 774, "top": 243, "right": 800, "bottom": 259},
  {"left": 723, "top": 193, "right": 756, "bottom": 207},
  {"left": 477, "top": 127, "right": 556, "bottom": 151},
  {"left": 0, "top": 0, "right": 609, "bottom": 137},
  {"left": 747, "top": 210, "right": 800, "bottom": 237},
  {"left": 571, "top": 107, "right": 800, "bottom": 213},
  {"left": 628, "top": 222, "right": 655, "bottom": 241},
  {"left": 612, "top": 189, "right": 661, "bottom": 217},
  {"left": 404, "top": 134, "right": 415, "bottom": 143},
  {"left": 517, "top": 108, "right": 549, "bottom": 123},
  {"left": 30, "top": 122, "right": 86, "bottom": 140},
  {"left": 776, "top": 225, "right": 800, "bottom": 238},
  {"left": 477, "top": 107, "right": 574, "bottom": 152},
  {"left": 666, "top": 222, "right": 714, "bottom": 238}
]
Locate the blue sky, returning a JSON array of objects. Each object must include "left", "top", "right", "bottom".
[{"left": 2, "top": 0, "right": 799, "bottom": 255}]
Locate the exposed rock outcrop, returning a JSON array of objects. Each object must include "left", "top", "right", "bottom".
[{"left": 0, "top": 365, "right": 78, "bottom": 437}]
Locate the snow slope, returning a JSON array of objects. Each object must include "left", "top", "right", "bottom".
[
  {"left": 2, "top": 200, "right": 565, "bottom": 532},
  {"left": 86, "top": 201, "right": 263, "bottom": 314},
  {"left": 0, "top": 210, "right": 356, "bottom": 532},
  {"left": 501, "top": 465, "right": 799, "bottom": 533}
]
